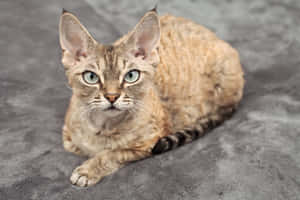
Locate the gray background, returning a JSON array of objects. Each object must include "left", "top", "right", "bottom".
[{"left": 1, "top": 0, "right": 300, "bottom": 199}]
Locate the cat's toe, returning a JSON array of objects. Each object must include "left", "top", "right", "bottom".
[
  {"left": 70, "top": 166, "right": 100, "bottom": 187},
  {"left": 70, "top": 170, "right": 86, "bottom": 187}
]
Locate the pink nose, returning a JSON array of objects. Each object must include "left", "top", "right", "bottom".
[{"left": 104, "top": 93, "right": 120, "bottom": 103}]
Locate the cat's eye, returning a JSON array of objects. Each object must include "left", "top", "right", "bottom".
[
  {"left": 124, "top": 70, "right": 140, "bottom": 83},
  {"left": 82, "top": 71, "right": 99, "bottom": 84}
]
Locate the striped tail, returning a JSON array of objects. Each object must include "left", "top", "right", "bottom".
[
  {"left": 151, "top": 107, "right": 236, "bottom": 155},
  {"left": 152, "top": 130, "right": 202, "bottom": 154}
]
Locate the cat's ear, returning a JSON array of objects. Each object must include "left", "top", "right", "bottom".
[
  {"left": 122, "top": 10, "right": 160, "bottom": 64},
  {"left": 59, "top": 10, "right": 96, "bottom": 63}
]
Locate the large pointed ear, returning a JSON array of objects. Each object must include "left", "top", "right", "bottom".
[
  {"left": 59, "top": 10, "right": 96, "bottom": 63},
  {"left": 122, "top": 10, "right": 160, "bottom": 64}
]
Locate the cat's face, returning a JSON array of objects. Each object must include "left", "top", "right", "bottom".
[
  {"left": 65, "top": 46, "right": 156, "bottom": 116},
  {"left": 59, "top": 10, "right": 160, "bottom": 116}
]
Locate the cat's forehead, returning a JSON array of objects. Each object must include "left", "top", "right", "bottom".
[
  {"left": 96, "top": 45, "right": 127, "bottom": 78},
  {"left": 97, "top": 45, "right": 127, "bottom": 69}
]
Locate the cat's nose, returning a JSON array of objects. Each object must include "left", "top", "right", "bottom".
[{"left": 104, "top": 93, "right": 120, "bottom": 103}]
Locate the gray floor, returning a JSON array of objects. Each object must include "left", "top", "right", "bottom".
[{"left": 1, "top": 0, "right": 300, "bottom": 199}]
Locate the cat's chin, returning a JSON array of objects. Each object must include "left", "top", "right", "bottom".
[
  {"left": 88, "top": 106, "right": 124, "bottom": 120},
  {"left": 102, "top": 107, "right": 124, "bottom": 117}
]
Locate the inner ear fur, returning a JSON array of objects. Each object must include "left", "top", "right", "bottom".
[
  {"left": 121, "top": 11, "right": 160, "bottom": 64},
  {"left": 59, "top": 11, "right": 97, "bottom": 62}
]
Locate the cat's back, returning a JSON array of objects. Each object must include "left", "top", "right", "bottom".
[
  {"left": 156, "top": 15, "right": 244, "bottom": 131},
  {"left": 159, "top": 15, "right": 218, "bottom": 42},
  {"left": 157, "top": 14, "right": 242, "bottom": 79}
]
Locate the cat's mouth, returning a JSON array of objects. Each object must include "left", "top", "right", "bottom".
[{"left": 104, "top": 105, "right": 121, "bottom": 112}]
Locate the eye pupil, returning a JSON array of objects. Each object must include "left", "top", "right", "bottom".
[{"left": 90, "top": 73, "right": 94, "bottom": 79}]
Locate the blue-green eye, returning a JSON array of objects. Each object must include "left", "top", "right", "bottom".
[
  {"left": 82, "top": 71, "right": 99, "bottom": 84},
  {"left": 124, "top": 70, "right": 140, "bottom": 83}
]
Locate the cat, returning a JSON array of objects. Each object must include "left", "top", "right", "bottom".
[{"left": 59, "top": 8, "right": 244, "bottom": 187}]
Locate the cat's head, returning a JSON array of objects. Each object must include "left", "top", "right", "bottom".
[{"left": 59, "top": 9, "right": 160, "bottom": 116}]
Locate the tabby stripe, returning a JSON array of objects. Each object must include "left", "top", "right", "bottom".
[
  {"left": 175, "top": 132, "right": 186, "bottom": 146},
  {"left": 151, "top": 138, "right": 169, "bottom": 154},
  {"left": 103, "top": 53, "right": 108, "bottom": 70},
  {"left": 165, "top": 137, "right": 173, "bottom": 149},
  {"left": 123, "top": 59, "right": 127, "bottom": 69},
  {"left": 152, "top": 129, "right": 202, "bottom": 155}
]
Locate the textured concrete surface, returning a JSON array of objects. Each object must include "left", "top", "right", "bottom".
[{"left": 1, "top": 0, "right": 300, "bottom": 199}]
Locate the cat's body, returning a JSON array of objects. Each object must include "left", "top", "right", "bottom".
[{"left": 59, "top": 10, "right": 244, "bottom": 187}]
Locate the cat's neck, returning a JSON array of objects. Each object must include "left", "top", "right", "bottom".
[{"left": 88, "top": 108, "right": 133, "bottom": 130}]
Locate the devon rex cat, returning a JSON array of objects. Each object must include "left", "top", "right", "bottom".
[{"left": 59, "top": 8, "right": 244, "bottom": 187}]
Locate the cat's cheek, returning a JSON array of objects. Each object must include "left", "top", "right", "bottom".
[
  {"left": 71, "top": 79, "right": 99, "bottom": 99},
  {"left": 125, "top": 84, "right": 146, "bottom": 101},
  {"left": 74, "top": 90, "right": 95, "bottom": 99}
]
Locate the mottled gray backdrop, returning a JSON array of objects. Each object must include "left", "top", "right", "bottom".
[{"left": 0, "top": 0, "right": 300, "bottom": 200}]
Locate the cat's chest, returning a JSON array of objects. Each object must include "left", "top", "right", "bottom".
[
  {"left": 71, "top": 127, "right": 118, "bottom": 156},
  {"left": 71, "top": 115, "right": 133, "bottom": 156}
]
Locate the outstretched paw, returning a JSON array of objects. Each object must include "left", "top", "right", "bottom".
[{"left": 70, "top": 163, "right": 103, "bottom": 187}]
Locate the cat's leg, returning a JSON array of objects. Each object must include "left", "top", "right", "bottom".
[
  {"left": 62, "top": 125, "right": 86, "bottom": 156},
  {"left": 70, "top": 148, "right": 151, "bottom": 187}
]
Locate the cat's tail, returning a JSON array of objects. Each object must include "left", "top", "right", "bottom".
[
  {"left": 151, "top": 106, "right": 236, "bottom": 155},
  {"left": 151, "top": 130, "right": 202, "bottom": 154}
]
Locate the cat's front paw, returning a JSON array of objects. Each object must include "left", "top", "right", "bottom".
[{"left": 70, "top": 163, "right": 102, "bottom": 187}]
